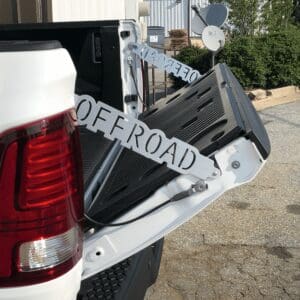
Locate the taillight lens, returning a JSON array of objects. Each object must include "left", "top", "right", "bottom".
[{"left": 0, "top": 111, "right": 84, "bottom": 287}]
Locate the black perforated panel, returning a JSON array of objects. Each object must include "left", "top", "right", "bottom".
[
  {"left": 79, "top": 127, "right": 114, "bottom": 187},
  {"left": 87, "top": 63, "right": 271, "bottom": 222},
  {"left": 78, "top": 239, "right": 164, "bottom": 300}
]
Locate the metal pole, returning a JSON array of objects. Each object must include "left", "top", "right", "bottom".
[
  {"left": 144, "top": 61, "right": 150, "bottom": 109},
  {"left": 187, "top": 0, "right": 191, "bottom": 46},
  {"left": 164, "top": 48, "right": 167, "bottom": 97},
  {"left": 152, "top": 65, "right": 156, "bottom": 106},
  {"left": 212, "top": 52, "right": 215, "bottom": 68},
  {"left": 11, "top": 0, "right": 19, "bottom": 23}
]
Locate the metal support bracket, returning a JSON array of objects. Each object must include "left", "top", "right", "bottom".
[{"left": 82, "top": 138, "right": 265, "bottom": 279}]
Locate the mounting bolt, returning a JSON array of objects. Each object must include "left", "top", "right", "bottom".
[
  {"left": 231, "top": 161, "right": 240, "bottom": 169},
  {"left": 127, "top": 55, "right": 133, "bottom": 66},
  {"left": 212, "top": 171, "right": 219, "bottom": 177}
]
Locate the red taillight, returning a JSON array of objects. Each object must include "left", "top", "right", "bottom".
[{"left": 0, "top": 111, "right": 83, "bottom": 287}]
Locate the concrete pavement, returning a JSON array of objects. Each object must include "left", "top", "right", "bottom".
[{"left": 145, "top": 100, "right": 300, "bottom": 300}]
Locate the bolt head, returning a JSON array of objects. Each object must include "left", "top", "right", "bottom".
[
  {"left": 231, "top": 161, "right": 240, "bottom": 169},
  {"left": 212, "top": 171, "right": 219, "bottom": 177}
]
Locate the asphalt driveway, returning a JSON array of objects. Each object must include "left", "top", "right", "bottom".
[{"left": 146, "top": 100, "right": 300, "bottom": 300}]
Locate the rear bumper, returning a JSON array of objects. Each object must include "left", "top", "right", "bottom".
[
  {"left": 0, "top": 260, "right": 82, "bottom": 300},
  {"left": 78, "top": 239, "right": 164, "bottom": 300}
]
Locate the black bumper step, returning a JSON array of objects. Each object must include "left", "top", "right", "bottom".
[{"left": 77, "top": 239, "right": 164, "bottom": 300}]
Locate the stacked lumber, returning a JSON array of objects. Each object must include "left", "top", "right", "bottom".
[{"left": 169, "top": 29, "right": 189, "bottom": 49}]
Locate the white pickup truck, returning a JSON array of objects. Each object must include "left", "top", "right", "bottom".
[{"left": 0, "top": 20, "right": 270, "bottom": 300}]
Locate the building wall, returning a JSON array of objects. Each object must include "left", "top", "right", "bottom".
[
  {"left": 50, "top": 0, "right": 146, "bottom": 22},
  {"left": 0, "top": 0, "right": 47, "bottom": 24},
  {"left": 0, "top": 0, "right": 145, "bottom": 24},
  {"left": 0, "top": 0, "right": 15, "bottom": 24},
  {"left": 50, "top": 0, "right": 126, "bottom": 21},
  {"left": 49, "top": 0, "right": 147, "bottom": 39},
  {"left": 145, "top": 0, "right": 209, "bottom": 36}
]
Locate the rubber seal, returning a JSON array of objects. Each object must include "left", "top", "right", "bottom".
[{"left": 0, "top": 40, "right": 62, "bottom": 52}]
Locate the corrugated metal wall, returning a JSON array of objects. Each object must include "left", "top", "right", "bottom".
[{"left": 145, "top": 0, "right": 209, "bottom": 36}]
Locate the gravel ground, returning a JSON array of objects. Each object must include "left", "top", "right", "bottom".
[{"left": 145, "top": 100, "right": 300, "bottom": 300}]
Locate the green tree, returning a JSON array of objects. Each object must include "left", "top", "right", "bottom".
[
  {"left": 172, "top": 27, "right": 300, "bottom": 89},
  {"left": 261, "top": 0, "right": 295, "bottom": 32},
  {"left": 292, "top": 0, "right": 300, "bottom": 23},
  {"left": 210, "top": 0, "right": 299, "bottom": 34},
  {"left": 218, "top": 36, "right": 268, "bottom": 88},
  {"left": 209, "top": 0, "right": 260, "bottom": 36}
]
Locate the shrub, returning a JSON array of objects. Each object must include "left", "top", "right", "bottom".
[
  {"left": 217, "top": 36, "right": 268, "bottom": 88},
  {"left": 261, "top": 27, "right": 300, "bottom": 88},
  {"left": 171, "top": 28, "right": 300, "bottom": 89},
  {"left": 170, "top": 46, "right": 211, "bottom": 88}
]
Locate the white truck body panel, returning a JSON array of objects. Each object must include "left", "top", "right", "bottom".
[
  {"left": 0, "top": 260, "right": 82, "bottom": 300},
  {"left": 83, "top": 138, "right": 265, "bottom": 279},
  {"left": 0, "top": 46, "right": 81, "bottom": 299},
  {"left": 0, "top": 48, "right": 76, "bottom": 134}
]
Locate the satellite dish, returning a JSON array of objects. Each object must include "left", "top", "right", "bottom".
[
  {"left": 191, "top": 3, "right": 228, "bottom": 35},
  {"left": 202, "top": 25, "right": 225, "bottom": 52},
  {"left": 191, "top": 13, "right": 206, "bottom": 35},
  {"left": 201, "top": 4, "right": 229, "bottom": 28}
]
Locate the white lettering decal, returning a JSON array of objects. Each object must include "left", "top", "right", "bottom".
[
  {"left": 131, "top": 43, "right": 201, "bottom": 84},
  {"left": 75, "top": 95, "right": 218, "bottom": 179}
]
